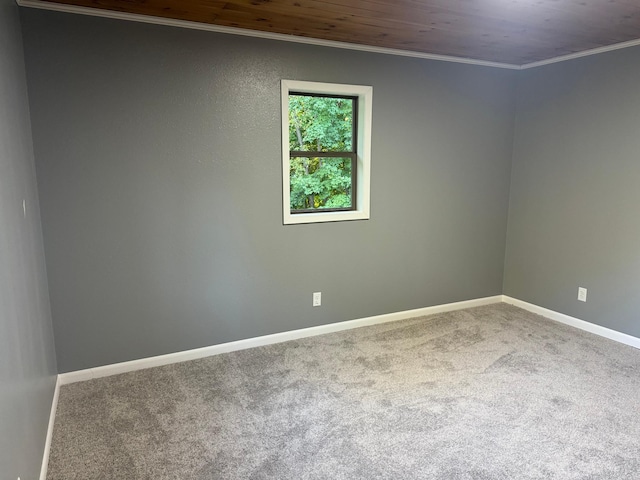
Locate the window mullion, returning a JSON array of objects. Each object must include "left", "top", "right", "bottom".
[{"left": 289, "top": 151, "right": 353, "bottom": 158}]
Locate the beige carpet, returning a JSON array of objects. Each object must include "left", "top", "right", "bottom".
[{"left": 47, "top": 304, "right": 640, "bottom": 479}]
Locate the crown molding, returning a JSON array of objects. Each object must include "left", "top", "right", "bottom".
[
  {"left": 520, "top": 37, "right": 640, "bottom": 69},
  {"left": 16, "top": 0, "right": 640, "bottom": 71},
  {"left": 16, "top": 0, "right": 520, "bottom": 70}
]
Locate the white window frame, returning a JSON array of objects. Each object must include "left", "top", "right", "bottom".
[{"left": 281, "top": 80, "right": 372, "bottom": 225}]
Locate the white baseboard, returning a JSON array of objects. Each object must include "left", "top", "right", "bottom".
[
  {"left": 39, "top": 374, "right": 60, "bottom": 480},
  {"left": 59, "top": 295, "right": 503, "bottom": 385},
  {"left": 502, "top": 296, "right": 640, "bottom": 350},
  {"left": 57, "top": 294, "right": 640, "bottom": 388}
]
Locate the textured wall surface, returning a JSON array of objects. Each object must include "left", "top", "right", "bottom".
[
  {"left": 21, "top": 10, "right": 517, "bottom": 372},
  {"left": 0, "top": 1, "right": 58, "bottom": 478},
  {"left": 505, "top": 47, "right": 640, "bottom": 337}
]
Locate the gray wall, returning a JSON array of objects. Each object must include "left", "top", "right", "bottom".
[
  {"left": 505, "top": 47, "right": 640, "bottom": 337},
  {"left": 0, "top": 1, "right": 57, "bottom": 478},
  {"left": 21, "top": 10, "right": 517, "bottom": 373}
]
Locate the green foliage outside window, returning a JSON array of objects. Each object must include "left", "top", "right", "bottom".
[{"left": 289, "top": 95, "right": 355, "bottom": 211}]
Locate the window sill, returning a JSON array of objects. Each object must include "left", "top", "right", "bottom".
[{"left": 283, "top": 209, "right": 369, "bottom": 225}]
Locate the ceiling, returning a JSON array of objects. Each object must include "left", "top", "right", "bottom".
[{"left": 30, "top": 0, "right": 640, "bottom": 66}]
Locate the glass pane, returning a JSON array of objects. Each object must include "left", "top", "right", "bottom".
[
  {"left": 289, "top": 95, "right": 354, "bottom": 152},
  {"left": 290, "top": 157, "right": 352, "bottom": 211}
]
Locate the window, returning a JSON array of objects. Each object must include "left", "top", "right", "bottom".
[{"left": 282, "top": 80, "right": 372, "bottom": 224}]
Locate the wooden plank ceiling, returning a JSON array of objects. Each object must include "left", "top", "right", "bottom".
[{"left": 37, "top": 0, "right": 640, "bottom": 65}]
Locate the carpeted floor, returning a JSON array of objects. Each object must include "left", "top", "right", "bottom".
[{"left": 47, "top": 303, "right": 640, "bottom": 479}]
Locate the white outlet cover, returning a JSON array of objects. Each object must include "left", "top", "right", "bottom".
[
  {"left": 578, "top": 287, "right": 587, "bottom": 302},
  {"left": 312, "top": 292, "right": 321, "bottom": 306}
]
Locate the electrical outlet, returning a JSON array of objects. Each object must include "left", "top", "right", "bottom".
[
  {"left": 578, "top": 287, "right": 587, "bottom": 302},
  {"left": 312, "top": 292, "right": 321, "bottom": 307}
]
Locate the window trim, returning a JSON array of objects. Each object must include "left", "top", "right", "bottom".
[{"left": 282, "top": 80, "right": 372, "bottom": 225}]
